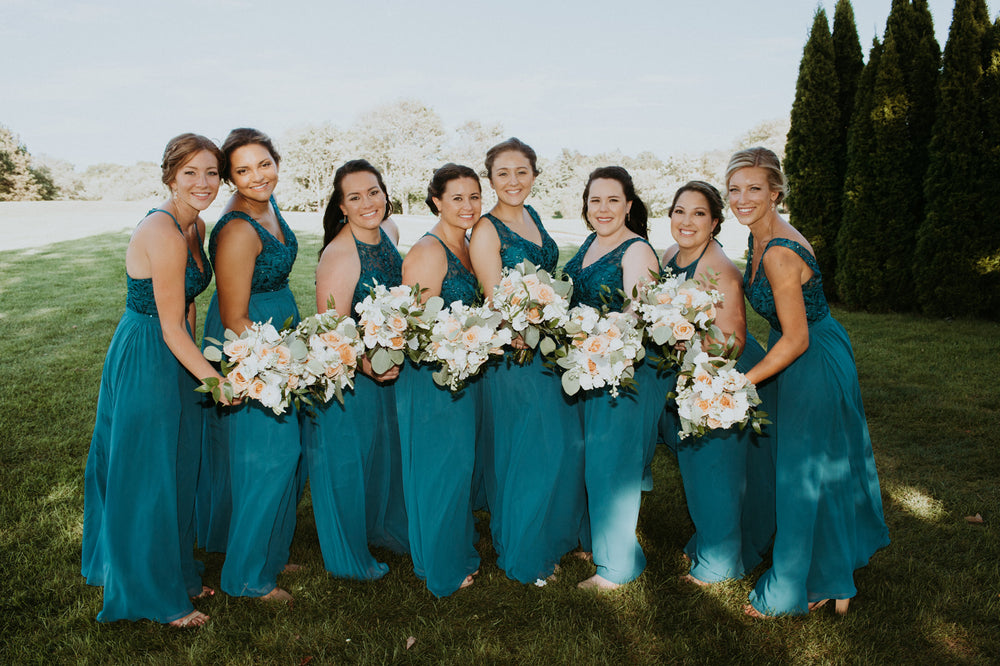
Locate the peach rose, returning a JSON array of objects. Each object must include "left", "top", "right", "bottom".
[
  {"left": 388, "top": 314, "right": 408, "bottom": 333},
  {"left": 526, "top": 306, "right": 543, "bottom": 324},
  {"left": 672, "top": 321, "right": 696, "bottom": 341},
  {"left": 248, "top": 378, "right": 267, "bottom": 400},
  {"left": 534, "top": 282, "right": 556, "bottom": 304},
  {"left": 228, "top": 366, "right": 252, "bottom": 393},
  {"left": 223, "top": 338, "right": 251, "bottom": 360},
  {"left": 338, "top": 344, "right": 357, "bottom": 366}
]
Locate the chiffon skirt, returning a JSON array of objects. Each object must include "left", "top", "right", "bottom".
[
  {"left": 216, "top": 288, "right": 303, "bottom": 597},
  {"left": 579, "top": 357, "right": 672, "bottom": 585},
  {"left": 748, "top": 314, "right": 889, "bottom": 615},
  {"left": 396, "top": 361, "right": 480, "bottom": 597},
  {"left": 196, "top": 288, "right": 307, "bottom": 553},
  {"left": 82, "top": 309, "right": 203, "bottom": 623},
  {"left": 302, "top": 371, "right": 408, "bottom": 580},
  {"left": 670, "top": 333, "right": 777, "bottom": 583},
  {"left": 485, "top": 352, "right": 585, "bottom": 583}
]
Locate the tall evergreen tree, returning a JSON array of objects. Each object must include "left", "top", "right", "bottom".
[
  {"left": 784, "top": 8, "right": 842, "bottom": 299},
  {"left": 837, "top": 39, "right": 884, "bottom": 308},
  {"left": 832, "top": 0, "right": 864, "bottom": 192},
  {"left": 913, "top": 0, "right": 993, "bottom": 317},
  {"left": 973, "top": 18, "right": 1000, "bottom": 318}
]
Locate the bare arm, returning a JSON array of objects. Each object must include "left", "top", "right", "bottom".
[
  {"left": 621, "top": 241, "right": 661, "bottom": 305},
  {"left": 315, "top": 238, "right": 360, "bottom": 317},
  {"left": 142, "top": 219, "right": 227, "bottom": 388},
  {"left": 469, "top": 218, "right": 502, "bottom": 303},
  {"left": 213, "top": 220, "right": 261, "bottom": 334},
  {"left": 696, "top": 246, "right": 747, "bottom": 355},
  {"left": 744, "top": 246, "right": 810, "bottom": 385}
]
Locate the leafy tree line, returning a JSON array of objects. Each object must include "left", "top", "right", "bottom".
[
  {"left": 0, "top": 125, "right": 57, "bottom": 201},
  {"left": 787, "top": 0, "right": 999, "bottom": 319},
  {"left": 0, "top": 101, "right": 787, "bottom": 219}
]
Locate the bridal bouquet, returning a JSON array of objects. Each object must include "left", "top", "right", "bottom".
[
  {"left": 633, "top": 270, "right": 727, "bottom": 367},
  {"left": 200, "top": 319, "right": 308, "bottom": 415},
  {"left": 421, "top": 301, "right": 512, "bottom": 391},
  {"left": 293, "top": 310, "right": 366, "bottom": 405},
  {"left": 491, "top": 260, "right": 573, "bottom": 362},
  {"left": 553, "top": 304, "right": 645, "bottom": 397},
  {"left": 355, "top": 282, "right": 443, "bottom": 374},
  {"left": 672, "top": 338, "right": 764, "bottom": 439}
]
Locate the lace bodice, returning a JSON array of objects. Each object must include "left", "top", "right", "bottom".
[
  {"left": 208, "top": 197, "right": 297, "bottom": 294},
  {"left": 126, "top": 209, "right": 212, "bottom": 316},
  {"left": 744, "top": 236, "right": 830, "bottom": 331},
  {"left": 487, "top": 205, "right": 559, "bottom": 272},
  {"left": 425, "top": 233, "right": 478, "bottom": 305},
  {"left": 563, "top": 234, "right": 652, "bottom": 310},
  {"left": 353, "top": 227, "right": 403, "bottom": 310}
]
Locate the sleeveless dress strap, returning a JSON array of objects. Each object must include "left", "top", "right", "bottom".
[{"left": 148, "top": 207, "right": 182, "bottom": 234}]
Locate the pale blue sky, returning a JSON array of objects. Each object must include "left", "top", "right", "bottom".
[{"left": 0, "top": 0, "right": 990, "bottom": 167}]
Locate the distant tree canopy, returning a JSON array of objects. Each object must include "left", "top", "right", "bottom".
[
  {"left": 0, "top": 125, "right": 56, "bottom": 201},
  {"left": 1, "top": 101, "right": 788, "bottom": 222}
]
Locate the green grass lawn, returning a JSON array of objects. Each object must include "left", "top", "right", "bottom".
[{"left": 1, "top": 231, "right": 998, "bottom": 665}]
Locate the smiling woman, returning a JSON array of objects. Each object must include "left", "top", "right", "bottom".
[
  {"left": 303, "top": 159, "right": 410, "bottom": 581},
  {"left": 81, "top": 133, "right": 229, "bottom": 628},
  {"left": 197, "top": 128, "right": 302, "bottom": 604}
]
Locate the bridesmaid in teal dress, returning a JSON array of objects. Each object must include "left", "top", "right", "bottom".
[
  {"left": 562, "top": 166, "right": 670, "bottom": 589},
  {"left": 658, "top": 181, "right": 775, "bottom": 585},
  {"left": 82, "top": 134, "right": 228, "bottom": 627},
  {"left": 304, "top": 159, "right": 409, "bottom": 580},
  {"left": 727, "top": 148, "right": 889, "bottom": 617},
  {"left": 469, "top": 138, "right": 586, "bottom": 583},
  {"left": 396, "top": 164, "right": 483, "bottom": 597},
  {"left": 206, "top": 128, "right": 301, "bottom": 603}
]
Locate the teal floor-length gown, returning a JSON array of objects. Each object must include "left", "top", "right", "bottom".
[
  {"left": 396, "top": 234, "right": 482, "bottom": 597},
  {"left": 659, "top": 242, "right": 777, "bottom": 583},
  {"left": 82, "top": 210, "right": 212, "bottom": 623},
  {"left": 202, "top": 199, "right": 303, "bottom": 597},
  {"left": 744, "top": 236, "right": 889, "bottom": 615},
  {"left": 303, "top": 228, "right": 409, "bottom": 580},
  {"left": 484, "top": 205, "right": 586, "bottom": 583},
  {"left": 563, "top": 233, "right": 671, "bottom": 585}
]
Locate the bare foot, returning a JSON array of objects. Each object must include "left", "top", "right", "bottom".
[
  {"left": 459, "top": 575, "right": 475, "bottom": 590},
  {"left": 190, "top": 586, "right": 215, "bottom": 600},
  {"left": 546, "top": 563, "right": 561, "bottom": 583},
  {"left": 577, "top": 574, "right": 620, "bottom": 591},
  {"left": 679, "top": 573, "right": 710, "bottom": 587},
  {"left": 260, "top": 587, "right": 293, "bottom": 603},
  {"left": 571, "top": 550, "right": 593, "bottom": 562},
  {"left": 282, "top": 563, "right": 302, "bottom": 573},
  {"left": 169, "top": 610, "right": 209, "bottom": 628},
  {"left": 743, "top": 604, "right": 770, "bottom": 619}
]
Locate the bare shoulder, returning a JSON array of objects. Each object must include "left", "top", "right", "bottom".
[
  {"left": 133, "top": 210, "right": 183, "bottom": 249},
  {"left": 318, "top": 232, "right": 359, "bottom": 273},
  {"left": 700, "top": 243, "right": 741, "bottom": 282},
  {"left": 403, "top": 234, "right": 445, "bottom": 265},
  {"left": 624, "top": 237, "right": 659, "bottom": 266},
  {"left": 470, "top": 216, "right": 499, "bottom": 245},
  {"left": 381, "top": 216, "right": 400, "bottom": 244}
]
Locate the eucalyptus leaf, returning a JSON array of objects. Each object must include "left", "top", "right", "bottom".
[
  {"left": 561, "top": 371, "right": 581, "bottom": 396},
  {"left": 371, "top": 348, "right": 393, "bottom": 375}
]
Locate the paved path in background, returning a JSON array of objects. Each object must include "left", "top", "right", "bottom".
[{"left": 0, "top": 201, "right": 750, "bottom": 261}]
